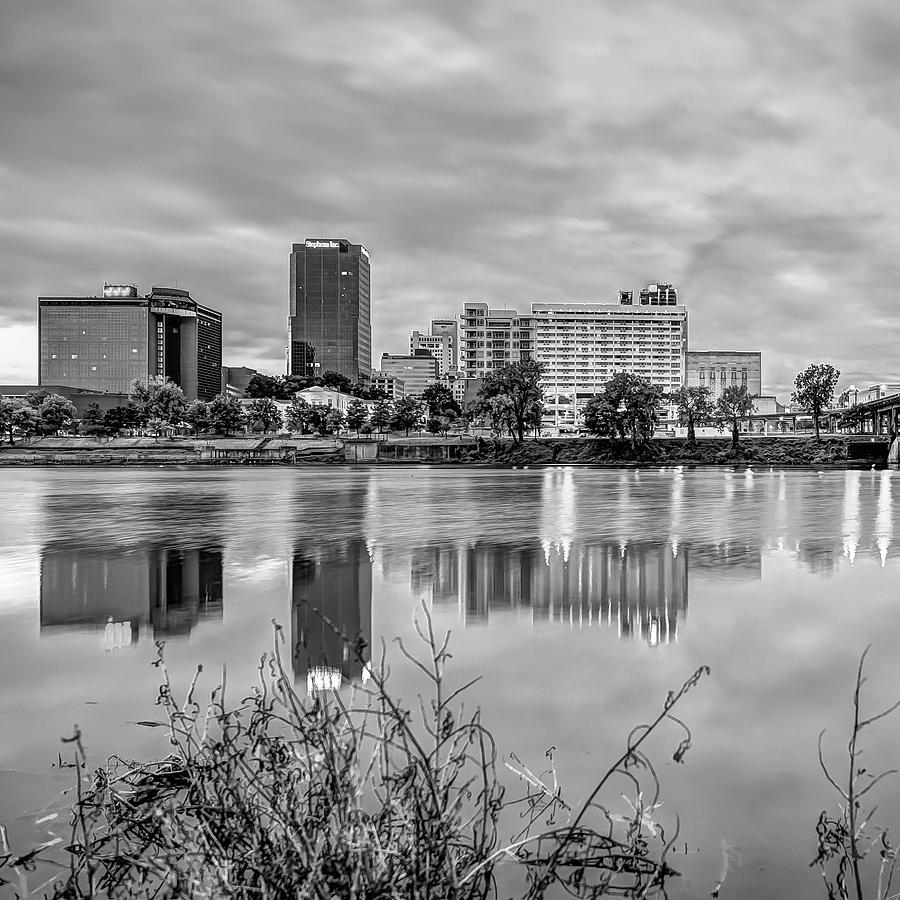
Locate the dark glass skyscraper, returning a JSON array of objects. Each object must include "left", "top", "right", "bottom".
[{"left": 288, "top": 239, "right": 371, "bottom": 382}]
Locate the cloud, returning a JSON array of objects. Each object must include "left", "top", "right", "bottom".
[{"left": 1, "top": 0, "right": 899, "bottom": 392}]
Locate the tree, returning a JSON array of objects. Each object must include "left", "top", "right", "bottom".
[
  {"left": 583, "top": 396, "right": 622, "bottom": 441},
  {"left": 668, "top": 386, "right": 716, "bottom": 447},
  {"left": 524, "top": 399, "right": 545, "bottom": 437},
  {"left": 38, "top": 393, "right": 78, "bottom": 436},
  {"left": 421, "top": 383, "right": 461, "bottom": 419},
  {"left": 282, "top": 374, "right": 315, "bottom": 397},
  {"left": 24, "top": 390, "right": 49, "bottom": 409},
  {"left": 101, "top": 404, "right": 141, "bottom": 438},
  {"left": 837, "top": 404, "right": 866, "bottom": 434},
  {"left": 308, "top": 407, "right": 326, "bottom": 435},
  {"left": 183, "top": 400, "right": 212, "bottom": 436},
  {"left": 324, "top": 407, "right": 345, "bottom": 434},
  {"left": 244, "top": 373, "right": 284, "bottom": 399},
  {"left": 0, "top": 397, "right": 36, "bottom": 446},
  {"left": 247, "top": 397, "right": 282, "bottom": 433},
  {"left": 4, "top": 401, "right": 40, "bottom": 444},
  {"left": 482, "top": 396, "right": 514, "bottom": 439},
  {"left": 322, "top": 371, "right": 353, "bottom": 394},
  {"left": 477, "top": 360, "right": 545, "bottom": 444},
  {"left": 390, "top": 396, "right": 424, "bottom": 436},
  {"left": 208, "top": 394, "right": 246, "bottom": 436},
  {"left": 370, "top": 398, "right": 393, "bottom": 433},
  {"left": 425, "top": 417, "right": 443, "bottom": 435},
  {"left": 792, "top": 363, "right": 840, "bottom": 441},
  {"left": 130, "top": 376, "right": 186, "bottom": 426},
  {"left": 79, "top": 402, "right": 105, "bottom": 437},
  {"left": 345, "top": 399, "right": 370, "bottom": 436},
  {"left": 583, "top": 372, "right": 664, "bottom": 451},
  {"left": 716, "top": 384, "right": 756, "bottom": 450},
  {"left": 285, "top": 397, "right": 314, "bottom": 434},
  {"left": 454, "top": 401, "right": 479, "bottom": 434}
]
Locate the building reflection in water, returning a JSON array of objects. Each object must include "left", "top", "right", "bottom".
[
  {"left": 290, "top": 539, "right": 372, "bottom": 693},
  {"left": 411, "top": 540, "right": 701, "bottom": 646},
  {"left": 40, "top": 546, "right": 224, "bottom": 647}
]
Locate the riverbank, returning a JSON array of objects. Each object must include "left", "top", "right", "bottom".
[
  {"left": 466, "top": 435, "right": 879, "bottom": 467},
  {"left": 0, "top": 434, "right": 887, "bottom": 467}
]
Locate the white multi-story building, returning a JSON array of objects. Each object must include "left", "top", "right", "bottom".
[
  {"left": 409, "top": 318, "right": 459, "bottom": 376},
  {"left": 410, "top": 331, "right": 453, "bottom": 376},
  {"left": 531, "top": 300, "right": 688, "bottom": 429},
  {"left": 459, "top": 302, "right": 534, "bottom": 378}
]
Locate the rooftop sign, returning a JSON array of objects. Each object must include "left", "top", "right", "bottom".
[
  {"left": 103, "top": 283, "right": 138, "bottom": 298},
  {"left": 305, "top": 240, "right": 340, "bottom": 249}
]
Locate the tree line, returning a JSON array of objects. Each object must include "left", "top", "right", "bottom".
[{"left": 0, "top": 361, "right": 843, "bottom": 446}]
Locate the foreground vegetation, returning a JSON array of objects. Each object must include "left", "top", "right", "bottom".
[
  {"left": 3, "top": 615, "right": 900, "bottom": 898},
  {"left": 0, "top": 611, "right": 709, "bottom": 899}
]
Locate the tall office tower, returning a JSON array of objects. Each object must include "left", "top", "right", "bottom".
[
  {"left": 288, "top": 238, "right": 371, "bottom": 382},
  {"left": 459, "top": 302, "right": 534, "bottom": 379},
  {"left": 685, "top": 351, "right": 762, "bottom": 400},
  {"left": 39, "top": 284, "right": 222, "bottom": 401},
  {"left": 531, "top": 300, "right": 688, "bottom": 428},
  {"left": 639, "top": 282, "right": 678, "bottom": 305}
]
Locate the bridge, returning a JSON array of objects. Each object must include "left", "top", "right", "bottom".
[{"left": 823, "top": 392, "right": 900, "bottom": 438}]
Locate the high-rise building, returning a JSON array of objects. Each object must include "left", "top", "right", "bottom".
[
  {"left": 531, "top": 299, "right": 688, "bottom": 428},
  {"left": 38, "top": 284, "right": 222, "bottom": 401},
  {"left": 685, "top": 351, "right": 761, "bottom": 400},
  {"left": 379, "top": 351, "right": 439, "bottom": 396},
  {"left": 459, "top": 302, "right": 534, "bottom": 378},
  {"left": 288, "top": 238, "right": 371, "bottom": 382}
]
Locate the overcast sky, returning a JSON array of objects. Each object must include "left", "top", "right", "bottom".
[{"left": 2, "top": 0, "right": 899, "bottom": 397}]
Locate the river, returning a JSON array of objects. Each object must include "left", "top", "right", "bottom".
[{"left": 1, "top": 466, "right": 899, "bottom": 898}]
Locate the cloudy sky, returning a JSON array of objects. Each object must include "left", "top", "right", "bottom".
[{"left": 2, "top": 0, "right": 899, "bottom": 397}]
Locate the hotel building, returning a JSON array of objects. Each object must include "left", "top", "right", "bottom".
[
  {"left": 38, "top": 284, "right": 222, "bottom": 401},
  {"left": 531, "top": 298, "right": 688, "bottom": 428}
]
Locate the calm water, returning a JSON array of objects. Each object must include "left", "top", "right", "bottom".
[{"left": 2, "top": 466, "right": 900, "bottom": 898}]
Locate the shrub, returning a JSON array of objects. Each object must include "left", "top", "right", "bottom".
[{"left": 2, "top": 608, "right": 709, "bottom": 898}]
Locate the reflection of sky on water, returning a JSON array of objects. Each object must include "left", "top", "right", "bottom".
[
  {"left": 3, "top": 466, "right": 900, "bottom": 900},
  {"left": 876, "top": 471, "right": 893, "bottom": 567}
]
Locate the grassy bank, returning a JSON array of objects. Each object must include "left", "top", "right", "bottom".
[
  {"left": 462, "top": 435, "right": 860, "bottom": 467},
  {"left": 0, "top": 434, "right": 882, "bottom": 468}
]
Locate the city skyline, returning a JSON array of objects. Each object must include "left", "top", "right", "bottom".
[{"left": 2, "top": 3, "right": 900, "bottom": 397}]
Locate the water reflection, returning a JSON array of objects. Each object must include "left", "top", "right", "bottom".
[
  {"left": 290, "top": 539, "right": 372, "bottom": 692},
  {"left": 410, "top": 538, "right": 767, "bottom": 645},
  {"left": 29, "top": 468, "right": 898, "bottom": 661},
  {"left": 40, "top": 546, "right": 224, "bottom": 644},
  {"left": 414, "top": 540, "right": 690, "bottom": 644}
]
